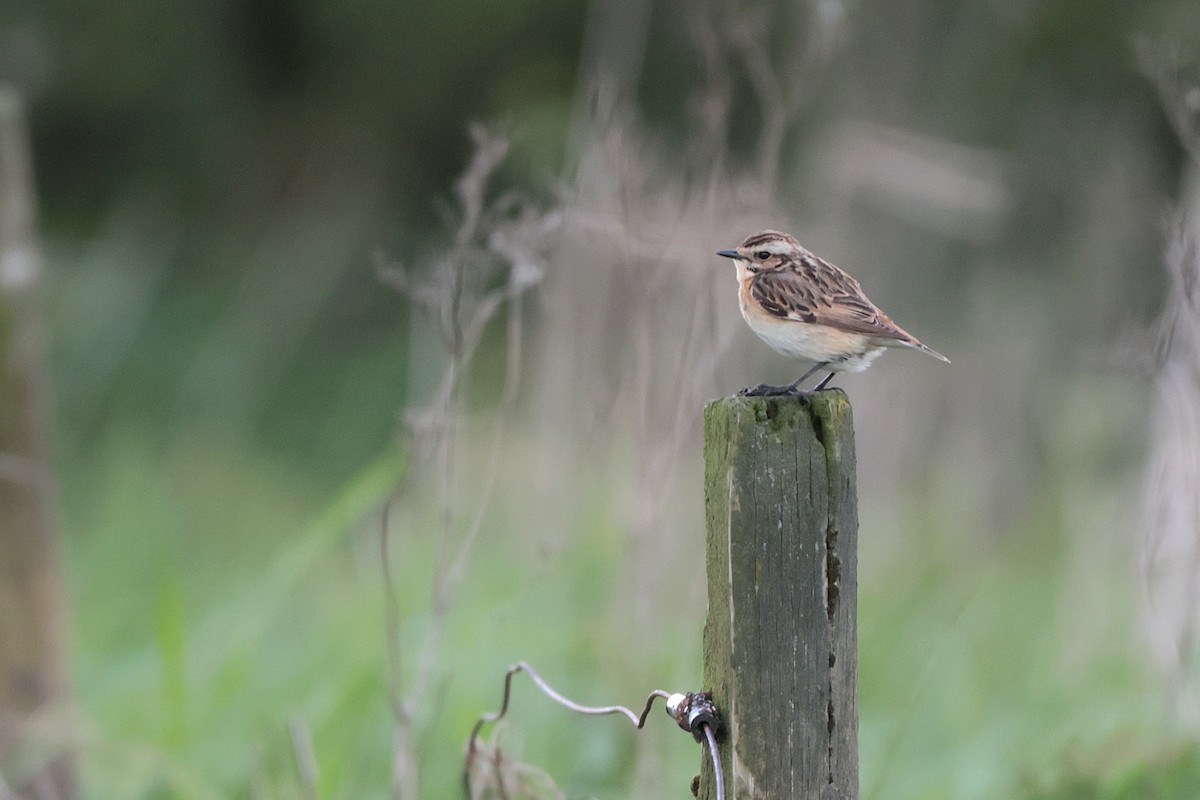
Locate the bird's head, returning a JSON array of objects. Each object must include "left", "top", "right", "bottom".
[{"left": 716, "top": 230, "right": 803, "bottom": 272}]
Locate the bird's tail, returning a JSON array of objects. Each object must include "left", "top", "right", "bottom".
[{"left": 912, "top": 340, "right": 951, "bottom": 363}]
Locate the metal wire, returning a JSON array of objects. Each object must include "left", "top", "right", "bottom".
[
  {"left": 703, "top": 721, "right": 724, "bottom": 800},
  {"left": 463, "top": 661, "right": 726, "bottom": 799}
]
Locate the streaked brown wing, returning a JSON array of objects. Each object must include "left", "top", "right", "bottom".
[{"left": 749, "top": 257, "right": 918, "bottom": 343}]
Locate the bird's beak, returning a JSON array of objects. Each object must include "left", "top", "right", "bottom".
[{"left": 716, "top": 249, "right": 740, "bottom": 260}]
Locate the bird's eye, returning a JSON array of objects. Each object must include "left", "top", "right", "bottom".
[{"left": 755, "top": 250, "right": 770, "bottom": 260}]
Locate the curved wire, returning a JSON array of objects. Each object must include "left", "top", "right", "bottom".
[{"left": 463, "top": 661, "right": 673, "bottom": 796}]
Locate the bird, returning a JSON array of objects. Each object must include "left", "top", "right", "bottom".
[{"left": 717, "top": 230, "right": 949, "bottom": 395}]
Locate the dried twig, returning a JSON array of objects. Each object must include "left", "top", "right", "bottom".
[
  {"left": 288, "top": 716, "right": 319, "bottom": 800},
  {"left": 1141, "top": 213, "right": 1200, "bottom": 727},
  {"left": 376, "top": 124, "right": 555, "bottom": 799},
  {"left": 1138, "top": 47, "right": 1200, "bottom": 729},
  {"left": 1139, "top": 44, "right": 1200, "bottom": 168},
  {"left": 724, "top": 1, "right": 843, "bottom": 190}
]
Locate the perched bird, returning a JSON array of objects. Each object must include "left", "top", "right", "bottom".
[{"left": 718, "top": 230, "right": 949, "bottom": 395}]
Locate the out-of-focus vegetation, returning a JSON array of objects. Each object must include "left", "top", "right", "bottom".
[{"left": 4, "top": 0, "right": 1200, "bottom": 797}]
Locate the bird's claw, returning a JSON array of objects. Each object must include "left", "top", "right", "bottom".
[{"left": 739, "top": 383, "right": 803, "bottom": 397}]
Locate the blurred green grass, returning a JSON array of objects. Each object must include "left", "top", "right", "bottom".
[
  {"left": 62, "top": 424, "right": 702, "bottom": 799},
  {"left": 859, "top": 509, "right": 1165, "bottom": 800},
  {"left": 59, "top": 408, "right": 1190, "bottom": 799}
]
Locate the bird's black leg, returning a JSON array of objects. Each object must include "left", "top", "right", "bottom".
[
  {"left": 783, "top": 362, "right": 829, "bottom": 394},
  {"left": 813, "top": 372, "right": 836, "bottom": 391}
]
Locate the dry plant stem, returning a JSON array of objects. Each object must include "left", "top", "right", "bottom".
[
  {"left": 0, "top": 88, "right": 74, "bottom": 799},
  {"left": 1142, "top": 48, "right": 1200, "bottom": 168},
  {"left": 490, "top": 749, "right": 509, "bottom": 800},
  {"left": 449, "top": 290, "right": 527, "bottom": 581},
  {"left": 728, "top": 6, "right": 800, "bottom": 190},
  {"left": 681, "top": 3, "right": 732, "bottom": 188},
  {"left": 377, "top": 124, "right": 548, "bottom": 799},
  {"left": 380, "top": 496, "right": 409, "bottom": 724},
  {"left": 391, "top": 726, "right": 419, "bottom": 800},
  {"left": 288, "top": 716, "right": 319, "bottom": 800},
  {"left": 1140, "top": 217, "right": 1200, "bottom": 724},
  {"left": 403, "top": 278, "right": 531, "bottom": 715},
  {"left": 384, "top": 312, "right": 516, "bottom": 796},
  {"left": 723, "top": 2, "right": 838, "bottom": 192},
  {"left": 1138, "top": 51, "right": 1200, "bottom": 726}
]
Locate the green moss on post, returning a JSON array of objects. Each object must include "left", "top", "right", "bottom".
[{"left": 700, "top": 391, "right": 858, "bottom": 799}]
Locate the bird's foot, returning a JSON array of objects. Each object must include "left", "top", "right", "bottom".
[{"left": 739, "top": 383, "right": 806, "bottom": 397}]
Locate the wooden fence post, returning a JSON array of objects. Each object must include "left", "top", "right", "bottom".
[{"left": 700, "top": 392, "right": 858, "bottom": 799}]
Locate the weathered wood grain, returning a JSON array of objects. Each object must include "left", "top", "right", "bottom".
[{"left": 700, "top": 392, "right": 858, "bottom": 799}]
